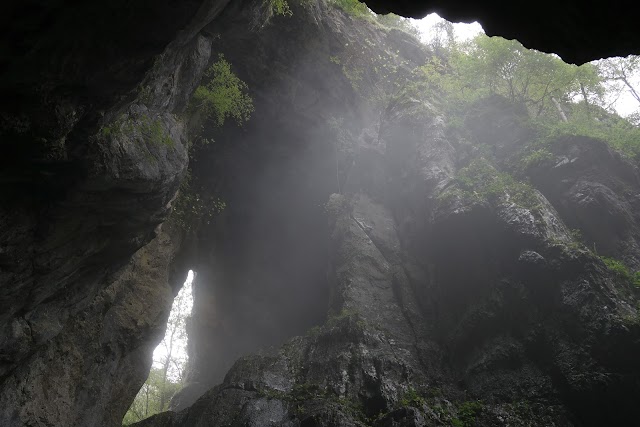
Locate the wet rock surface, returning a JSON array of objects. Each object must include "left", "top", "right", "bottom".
[
  {"left": 134, "top": 7, "right": 640, "bottom": 424},
  {"left": 2, "top": 0, "right": 640, "bottom": 426},
  {"left": 0, "top": 1, "right": 224, "bottom": 425},
  {"left": 0, "top": 223, "right": 189, "bottom": 426}
]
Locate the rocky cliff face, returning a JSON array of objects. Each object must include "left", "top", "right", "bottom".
[
  {"left": 136, "top": 2, "right": 640, "bottom": 426},
  {"left": 0, "top": 1, "right": 227, "bottom": 425},
  {"left": 2, "top": 0, "right": 640, "bottom": 426}
]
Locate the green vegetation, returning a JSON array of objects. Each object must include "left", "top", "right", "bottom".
[
  {"left": 529, "top": 110, "right": 640, "bottom": 159},
  {"left": 99, "top": 113, "right": 174, "bottom": 147},
  {"left": 306, "top": 308, "right": 366, "bottom": 338},
  {"left": 399, "top": 387, "right": 426, "bottom": 408},
  {"left": 329, "top": 0, "right": 420, "bottom": 38},
  {"left": 328, "top": 53, "right": 365, "bottom": 92},
  {"left": 99, "top": 114, "right": 134, "bottom": 139},
  {"left": 418, "top": 35, "right": 603, "bottom": 117},
  {"left": 391, "top": 387, "right": 484, "bottom": 427},
  {"left": 192, "top": 54, "right": 254, "bottom": 127},
  {"left": 415, "top": 33, "right": 640, "bottom": 160},
  {"left": 600, "top": 256, "right": 640, "bottom": 287},
  {"left": 375, "top": 13, "right": 420, "bottom": 37},
  {"left": 327, "top": 308, "right": 366, "bottom": 328},
  {"left": 179, "top": 55, "right": 250, "bottom": 232},
  {"left": 171, "top": 171, "right": 226, "bottom": 232},
  {"left": 122, "top": 367, "right": 182, "bottom": 425},
  {"left": 123, "top": 281, "right": 192, "bottom": 424},
  {"left": 267, "top": 0, "right": 292, "bottom": 17},
  {"left": 519, "top": 147, "right": 554, "bottom": 169},
  {"left": 330, "top": 0, "right": 372, "bottom": 20},
  {"left": 257, "top": 381, "right": 367, "bottom": 423},
  {"left": 440, "top": 158, "right": 540, "bottom": 210},
  {"left": 141, "top": 116, "right": 173, "bottom": 147},
  {"left": 452, "top": 400, "right": 483, "bottom": 427}
]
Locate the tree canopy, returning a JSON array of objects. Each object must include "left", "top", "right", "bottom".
[{"left": 415, "top": 32, "right": 640, "bottom": 159}]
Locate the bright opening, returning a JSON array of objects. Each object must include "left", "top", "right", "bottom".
[
  {"left": 412, "top": 12, "right": 639, "bottom": 121},
  {"left": 411, "top": 12, "right": 484, "bottom": 43},
  {"left": 123, "top": 270, "right": 194, "bottom": 425}
]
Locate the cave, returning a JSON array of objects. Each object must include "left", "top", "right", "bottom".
[{"left": 1, "top": 0, "right": 640, "bottom": 426}]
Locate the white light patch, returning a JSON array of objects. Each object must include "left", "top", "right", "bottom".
[
  {"left": 411, "top": 13, "right": 484, "bottom": 44},
  {"left": 152, "top": 270, "right": 194, "bottom": 382}
]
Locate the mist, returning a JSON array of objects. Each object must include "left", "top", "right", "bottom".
[
  {"left": 155, "top": 1, "right": 640, "bottom": 422},
  {"left": 2, "top": 0, "right": 639, "bottom": 426}
]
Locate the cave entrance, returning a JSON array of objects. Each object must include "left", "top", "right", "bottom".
[
  {"left": 122, "top": 270, "right": 194, "bottom": 425},
  {"left": 152, "top": 269, "right": 194, "bottom": 387}
]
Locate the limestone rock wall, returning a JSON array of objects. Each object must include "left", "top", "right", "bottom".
[
  {"left": 135, "top": 3, "right": 640, "bottom": 426},
  {"left": 0, "top": 1, "right": 229, "bottom": 425},
  {"left": 2, "top": 0, "right": 640, "bottom": 426},
  {"left": 0, "top": 223, "right": 189, "bottom": 426}
]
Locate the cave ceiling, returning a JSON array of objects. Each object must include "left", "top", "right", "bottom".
[{"left": 366, "top": 0, "right": 637, "bottom": 64}]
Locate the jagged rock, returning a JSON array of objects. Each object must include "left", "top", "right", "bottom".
[
  {"left": 0, "top": 222, "right": 189, "bottom": 426},
  {"left": 176, "top": 0, "right": 434, "bottom": 407},
  {"left": 138, "top": 5, "right": 640, "bottom": 426},
  {"left": 0, "top": 2, "right": 221, "bottom": 425},
  {"left": 527, "top": 136, "right": 640, "bottom": 269},
  {"left": 2, "top": 0, "right": 640, "bottom": 426}
]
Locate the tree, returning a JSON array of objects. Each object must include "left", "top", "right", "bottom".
[
  {"left": 267, "top": 0, "right": 292, "bottom": 17},
  {"left": 192, "top": 54, "right": 254, "bottom": 128},
  {"left": 597, "top": 56, "right": 640, "bottom": 106},
  {"left": 573, "top": 63, "right": 605, "bottom": 117},
  {"left": 412, "top": 30, "right": 640, "bottom": 158},
  {"left": 331, "top": 0, "right": 373, "bottom": 19},
  {"left": 155, "top": 279, "right": 192, "bottom": 409},
  {"left": 375, "top": 13, "right": 421, "bottom": 38},
  {"left": 429, "top": 20, "right": 456, "bottom": 54},
  {"left": 122, "top": 368, "right": 183, "bottom": 425},
  {"left": 419, "top": 34, "right": 606, "bottom": 122}
]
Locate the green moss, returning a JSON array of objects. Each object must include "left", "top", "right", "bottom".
[
  {"left": 519, "top": 147, "right": 554, "bottom": 169},
  {"left": 441, "top": 158, "right": 541, "bottom": 210},
  {"left": 452, "top": 400, "right": 483, "bottom": 427},
  {"left": 267, "top": 0, "right": 292, "bottom": 16},
  {"left": 329, "top": 0, "right": 373, "bottom": 20},
  {"left": 328, "top": 52, "right": 364, "bottom": 92},
  {"left": 375, "top": 13, "right": 420, "bottom": 38},
  {"left": 426, "top": 387, "right": 444, "bottom": 398},
  {"left": 140, "top": 115, "right": 173, "bottom": 147},
  {"left": 258, "top": 388, "right": 290, "bottom": 400},
  {"left": 98, "top": 112, "right": 174, "bottom": 147},
  {"left": 98, "top": 114, "right": 134, "bottom": 139},
  {"left": 530, "top": 113, "right": 640, "bottom": 160},
  {"left": 342, "top": 64, "right": 364, "bottom": 91},
  {"left": 399, "top": 387, "right": 426, "bottom": 408},
  {"left": 600, "top": 256, "right": 640, "bottom": 287},
  {"left": 292, "top": 382, "right": 325, "bottom": 400},
  {"left": 258, "top": 381, "right": 369, "bottom": 424},
  {"left": 326, "top": 308, "right": 366, "bottom": 329}
]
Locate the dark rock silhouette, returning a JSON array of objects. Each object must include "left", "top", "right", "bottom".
[{"left": 1, "top": 0, "right": 639, "bottom": 426}]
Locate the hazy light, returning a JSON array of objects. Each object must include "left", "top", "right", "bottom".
[
  {"left": 412, "top": 14, "right": 639, "bottom": 119},
  {"left": 152, "top": 270, "right": 194, "bottom": 382},
  {"left": 411, "top": 13, "right": 484, "bottom": 43}
]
